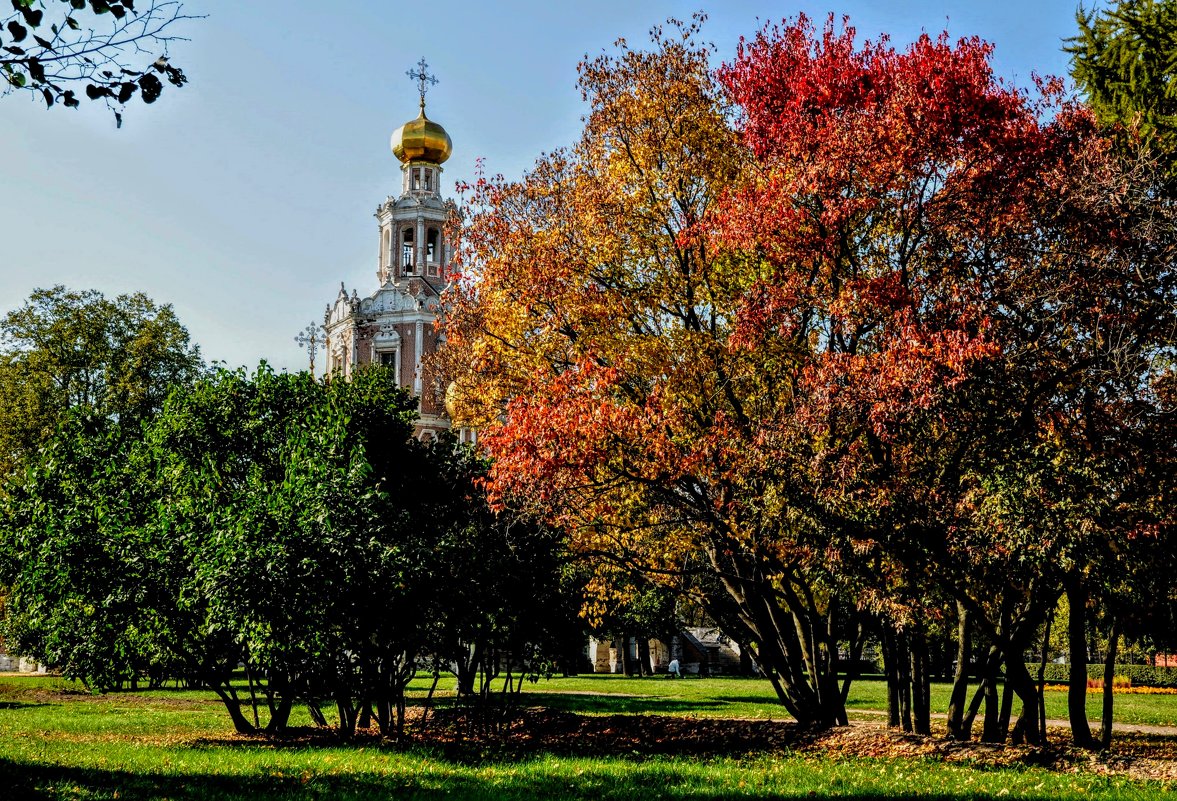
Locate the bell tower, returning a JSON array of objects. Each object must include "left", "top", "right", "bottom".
[{"left": 323, "top": 59, "right": 455, "bottom": 437}]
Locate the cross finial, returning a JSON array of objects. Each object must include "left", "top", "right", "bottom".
[
  {"left": 294, "top": 322, "right": 320, "bottom": 378},
  {"left": 407, "top": 57, "right": 438, "bottom": 110}
]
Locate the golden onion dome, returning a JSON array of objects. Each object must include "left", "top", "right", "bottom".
[{"left": 391, "top": 102, "right": 452, "bottom": 164}]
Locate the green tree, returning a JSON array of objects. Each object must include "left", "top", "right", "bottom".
[
  {"left": 1068, "top": 0, "right": 1177, "bottom": 165},
  {"left": 2, "top": 360, "right": 582, "bottom": 738},
  {"left": 0, "top": 412, "right": 187, "bottom": 692},
  {"left": 1, "top": 0, "right": 193, "bottom": 125},
  {"left": 0, "top": 285, "right": 202, "bottom": 481}
]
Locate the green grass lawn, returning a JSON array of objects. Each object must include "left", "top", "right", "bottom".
[
  {"left": 499, "top": 674, "right": 1177, "bottom": 729},
  {"left": 0, "top": 674, "right": 1173, "bottom": 800}
]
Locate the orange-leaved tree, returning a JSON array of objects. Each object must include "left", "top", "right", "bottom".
[
  {"left": 439, "top": 13, "right": 1175, "bottom": 734},
  {"left": 717, "top": 14, "right": 1176, "bottom": 744},
  {"left": 440, "top": 16, "right": 870, "bottom": 727}
]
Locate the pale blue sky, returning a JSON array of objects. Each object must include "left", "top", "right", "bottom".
[{"left": 1, "top": 0, "right": 1083, "bottom": 373}]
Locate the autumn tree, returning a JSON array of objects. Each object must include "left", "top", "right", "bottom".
[
  {"left": 718, "top": 14, "right": 1176, "bottom": 745},
  {"left": 1, "top": 0, "right": 193, "bottom": 124},
  {"left": 441, "top": 16, "right": 861, "bottom": 727},
  {"left": 442, "top": 12, "right": 1176, "bottom": 738}
]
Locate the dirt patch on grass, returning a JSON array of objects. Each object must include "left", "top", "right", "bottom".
[{"left": 401, "top": 709, "right": 1177, "bottom": 784}]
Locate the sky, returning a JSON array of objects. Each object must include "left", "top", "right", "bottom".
[{"left": 0, "top": 0, "right": 1085, "bottom": 374}]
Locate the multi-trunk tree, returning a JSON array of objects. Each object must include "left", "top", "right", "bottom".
[
  {"left": 441, "top": 13, "right": 1176, "bottom": 737},
  {"left": 1, "top": 363, "right": 581, "bottom": 738}
]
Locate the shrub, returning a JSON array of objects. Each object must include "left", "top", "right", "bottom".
[{"left": 1030, "top": 663, "right": 1177, "bottom": 687}]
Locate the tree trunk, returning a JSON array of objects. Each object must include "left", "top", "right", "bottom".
[
  {"left": 1101, "top": 617, "right": 1120, "bottom": 750},
  {"left": 963, "top": 645, "right": 1000, "bottom": 739},
  {"left": 911, "top": 630, "right": 931, "bottom": 736},
  {"left": 946, "top": 601, "right": 971, "bottom": 739},
  {"left": 1066, "top": 575, "right": 1096, "bottom": 748},
  {"left": 981, "top": 658, "right": 1002, "bottom": 742},
  {"left": 1038, "top": 608, "right": 1054, "bottom": 740},
  {"left": 620, "top": 636, "right": 635, "bottom": 677},
  {"left": 244, "top": 662, "right": 261, "bottom": 730},
  {"left": 705, "top": 548, "right": 846, "bottom": 727},
  {"left": 212, "top": 686, "right": 256, "bottom": 735},
  {"left": 839, "top": 616, "right": 866, "bottom": 706},
  {"left": 997, "top": 660, "right": 1015, "bottom": 743},
  {"left": 265, "top": 696, "right": 293, "bottom": 734},
  {"left": 883, "top": 627, "right": 901, "bottom": 728},
  {"left": 638, "top": 638, "right": 653, "bottom": 676},
  {"left": 457, "top": 641, "right": 480, "bottom": 698},
  {"left": 1006, "top": 655, "right": 1044, "bottom": 745},
  {"left": 336, "top": 695, "right": 358, "bottom": 739},
  {"left": 307, "top": 702, "right": 329, "bottom": 727}
]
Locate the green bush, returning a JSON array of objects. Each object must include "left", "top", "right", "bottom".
[{"left": 1028, "top": 663, "right": 1177, "bottom": 687}]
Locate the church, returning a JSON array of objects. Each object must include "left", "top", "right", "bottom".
[
  {"left": 319, "top": 65, "right": 750, "bottom": 676},
  {"left": 322, "top": 60, "right": 458, "bottom": 440}
]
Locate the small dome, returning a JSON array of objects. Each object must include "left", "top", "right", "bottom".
[{"left": 391, "top": 103, "right": 452, "bottom": 164}]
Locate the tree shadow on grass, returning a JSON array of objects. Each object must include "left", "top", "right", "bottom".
[
  {"left": 0, "top": 700, "right": 49, "bottom": 710},
  {"left": 520, "top": 692, "right": 727, "bottom": 716},
  {"left": 711, "top": 694, "right": 781, "bottom": 705},
  {"left": 0, "top": 756, "right": 1064, "bottom": 801}
]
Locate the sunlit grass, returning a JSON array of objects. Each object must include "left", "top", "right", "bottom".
[
  {"left": 1, "top": 673, "right": 1173, "bottom": 799},
  {"left": 504, "top": 674, "right": 1177, "bottom": 728}
]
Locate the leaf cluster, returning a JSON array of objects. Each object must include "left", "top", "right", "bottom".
[{"left": 1, "top": 0, "right": 194, "bottom": 125}]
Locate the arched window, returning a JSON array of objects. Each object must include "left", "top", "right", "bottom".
[
  {"left": 423, "top": 169, "right": 433, "bottom": 192},
  {"left": 412, "top": 168, "right": 422, "bottom": 191},
  {"left": 426, "top": 228, "right": 440, "bottom": 263},
  {"left": 401, "top": 227, "right": 414, "bottom": 272}
]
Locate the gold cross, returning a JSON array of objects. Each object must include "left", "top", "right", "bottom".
[{"left": 406, "top": 58, "right": 438, "bottom": 108}]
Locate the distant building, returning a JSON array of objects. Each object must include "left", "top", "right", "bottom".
[{"left": 323, "top": 62, "right": 468, "bottom": 441}]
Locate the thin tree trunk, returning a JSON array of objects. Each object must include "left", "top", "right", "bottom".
[
  {"left": 638, "top": 638, "right": 653, "bottom": 676},
  {"left": 418, "top": 670, "right": 441, "bottom": 732},
  {"left": 981, "top": 663, "right": 1001, "bottom": 742},
  {"left": 265, "top": 696, "right": 293, "bottom": 734},
  {"left": 963, "top": 645, "right": 1000, "bottom": 739},
  {"left": 244, "top": 661, "right": 261, "bottom": 730},
  {"left": 1101, "top": 618, "right": 1120, "bottom": 750},
  {"left": 212, "top": 685, "right": 256, "bottom": 735},
  {"left": 1006, "top": 655, "right": 1044, "bottom": 745},
  {"left": 1066, "top": 575, "right": 1096, "bottom": 748},
  {"left": 998, "top": 659, "right": 1015, "bottom": 742},
  {"left": 1038, "top": 608, "right": 1054, "bottom": 740},
  {"left": 883, "top": 627, "right": 901, "bottom": 728},
  {"left": 307, "top": 702, "right": 329, "bottom": 727},
  {"left": 911, "top": 630, "right": 931, "bottom": 735},
  {"left": 946, "top": 601, "right": 971, "bottom": 739},
  {"left": 840, "top": 617, "right": 865, "bottom": 706},
  {"left": 620, "top": 636, "right": 635, "bottom": 677}
]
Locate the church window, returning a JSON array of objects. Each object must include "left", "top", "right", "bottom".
[
  {"left": 412, "top": 169, "right": 422, "bottom": 190},
  {"left": 379, "top": 350, "right": 397, "bottom": 369},
  {"left": 426, "top": 228, "right": 440, "bottom": 263},
  {"left": 401, "top": 227, "right": 414, "bottom": 271},
  {"left": 424, "top": 170, "right": 433, "bottom": 192}
]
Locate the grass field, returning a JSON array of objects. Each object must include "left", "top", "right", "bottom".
[
  {"left": 0, "top": 674, "right": 1173, "bottom": 800},
  {"left": 508, "top": 674, "right": 1177, "bottom": 728}
]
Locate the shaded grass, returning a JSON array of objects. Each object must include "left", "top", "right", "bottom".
[
  {"left": 8, "top": 672, "right": 1177, "bottom": 727},
  {"left": 0, "top": 737, "right": 1164, "bottom": 801},
  {"left": 0, "top": 675, "right": 1173, "bottom": 799},
  {"left": 2, "top": 672, "right": 1167, "bottom": 795}
]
